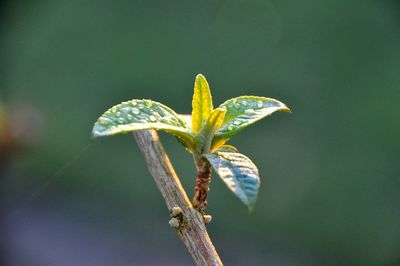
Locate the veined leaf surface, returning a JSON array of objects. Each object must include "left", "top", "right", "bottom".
[
  {"left": 215, "top": 96, "right": 290, "bottom": 139},
  {"left": 204, "top": 152, "right": 260, "bottom": 210},
  {"left": 92, "top": 99, "right": 196, "bottom": 148},
  {"left": 191, "top": 74, "right": 213, "bottom": 134},
  {"left": 178, "top": 114, "right": 192, "bottom": 131}
]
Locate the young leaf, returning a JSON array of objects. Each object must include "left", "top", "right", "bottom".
[
  {"left": 215, "top": 96, "right": 290, "bottom": 140},
  {"left": 92, "top": 99, "right": 196, "bottom": 149},
  {"left": 204, "top": 152, "right": 260, "bottom": 210},
  {"left": 191, "top": 74, "right": 213, "bottom": 134},
  {"left": 212, "top": 144, "right": 239, "bottom": 153},
  {"left": 198, "top": 108, "right": 226, "bottom": 153},
  {"left": 205, "top": 108, "right": 226, "bottom": 134}
]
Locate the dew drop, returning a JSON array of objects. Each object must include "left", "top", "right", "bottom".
[
  {"left": 234, "top": 103, "right": 241, "bottom": 109},
  {"left": 116, "top": 111, "right": 121, "bottom": 116},
  {"left": 138, "top": 103, "right": 145, "bottom": 109},
  {"left": 99, "top": 117, "right": 110, "bottom": 125},
  {"left": 118, "top": 118, "right": 124, "bottom": 123},
  {"left": 242, "top": 100, "right": 247, "bottom": 106},
  {"left": 126, "top": 114, "right": 133, "bottom": 120},
  {"left": 149, "top": 115, "right": 157, "bottom": 122},
  {"left": 257, "top": 100, "right": 263, "bottom": 108},
  {"left": 120, "top": 107, "right": 130, "bottom": 113},
  {"left": 130, "top": 101, "right": 137, "bottom": 106},
  {"left": 233, "top": 120, "right": 241, "bottom": 125},
  {"left": 152, "top": 112, "right": 160, "bottom": 119},
  {"left": 132, "top": 108, "right": 140, "bottom": 115},
  {"left": 245, "top": 109, "right": 255, "bottom": 115},
  {"left": 228, "top": 125, "right": 234, "bottom": 131},
  {"left": 145, "top": 101, "right": 153, "bottom": 108}
]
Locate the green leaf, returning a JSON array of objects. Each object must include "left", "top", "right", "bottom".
[
  {"left": 191, "top": 74, "right": 213, "bottom": 134},
  {"left": 198, "top": 108, "right": 226, "bottom": 153},
  {"left": 215, "top": 96, "right": 290, "bottom": 140},
  {"left": 204, "top": 108, "right": 226, "bottom": 134},
  {"left": 213, "top": 144, "right": 239, "bottom": 153},
  {"left": 92, "top": 99, "right": 196, "bottom": 149},
  {"left": 204, "top": 152, "right": 260, "bottom": 210},
  {"left": 178, "top": 114, "right": 192, "bottom": 130}
]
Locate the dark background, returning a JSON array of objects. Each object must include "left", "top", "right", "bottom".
[{"left": 1, "top": 1, "right": 399, "bottom": 265}]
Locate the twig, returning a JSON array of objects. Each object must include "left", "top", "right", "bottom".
[{"left": 133, "top": 130, "right": 223, "bottom": 266}]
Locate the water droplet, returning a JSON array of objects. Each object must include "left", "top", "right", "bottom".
[
  {"left": 242, "top": 100, "right": 247, "bottom": 106},
  {"left": 257, "top": 100, "right": 263, "bottom": 108},
  {"left": 234, "top": 103, "right": 241, "bottom": 109},
  {"left": 152, "top": 112, "right": 160, "bottom": 119},
  {"left": 116, "top": 111, "right": 121, "bottom": 116},
  {"left": 121, "top": 107, "right": 130, "bottom": 113},
  {"left": 245, "top": 109, "right": 255, "bottom": 115},
  {"left": 118, "top": 118, "right": 124, "bottom": 123},
  {"left": 145, "top": 101, "right": 153, "bottom": 108},
  {"left": 228, "top": 125, "right": 234, "bottom": 131},
  {"left": 149, "top": 115, "right": 157, "bottom": 122},
  {"left": 99, "top": 117, "right": 110, "bottom": 125},
  {"left": 138, "top": 103, "right": 145, "bottom": 109},
  {"left": 132, "top": 108, "right": 140, "bottom": 115},
  {"left": 127, "top": 114, "right": 133, "bottom": 120},
  {"left": 130, "top": 101, "right": 137, "bottom": 106},
  {"left": 233, "top": 120, "right": 241, "bottom": 125}
]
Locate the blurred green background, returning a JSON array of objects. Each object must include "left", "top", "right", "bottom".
[{"left": 1, "top": 0, "right": 399, "bottom": 265}]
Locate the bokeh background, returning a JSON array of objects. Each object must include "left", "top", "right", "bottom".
[{"left": 1, "top": 1, "right": 399, "bottom": 265}]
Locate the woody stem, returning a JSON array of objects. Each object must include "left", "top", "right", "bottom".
[
  {"left": 192, "top": 154, "right": 212, "bottom": 213},
  {"left": 133, "top": 130, "right": 222, "bottom": 265}
]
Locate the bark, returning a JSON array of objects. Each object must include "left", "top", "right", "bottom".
[
  {"left": 133, "top": 130, "right": 223, "bottom": 266},
  {"left": 192, "top": 156, "right": 212, "bottom": 213}
]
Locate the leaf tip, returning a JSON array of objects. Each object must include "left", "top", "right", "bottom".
[
  {"left": 282, "top": 105, "right": 292, "bottom": 114},
  {"left": 273, "top": 98, "right": 291, "bottom": 114},
  {"left": 286, "top": 109, "right": 292, "bottom": 114},
  {"left": 195, "top": 74, "right": 210, "bottom": 90},
  {"left": 196, "top": 73, "right": 206, "bottom": 80},
  {"left": 91, "top": 123, "right": 102, "bottom": 139}
]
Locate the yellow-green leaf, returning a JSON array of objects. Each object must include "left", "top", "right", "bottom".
[
  {"left": 212, "top": 144, "right": 239, "bottom": 153},
  {"left": 198, "top": 108, "right": 226, "bottom": 153},
  {"left": 204, "top": 108, "right": 226, "bottom": 135},
  {"left": 191, "top": 74, "right": 213, "bottom": 134}
]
